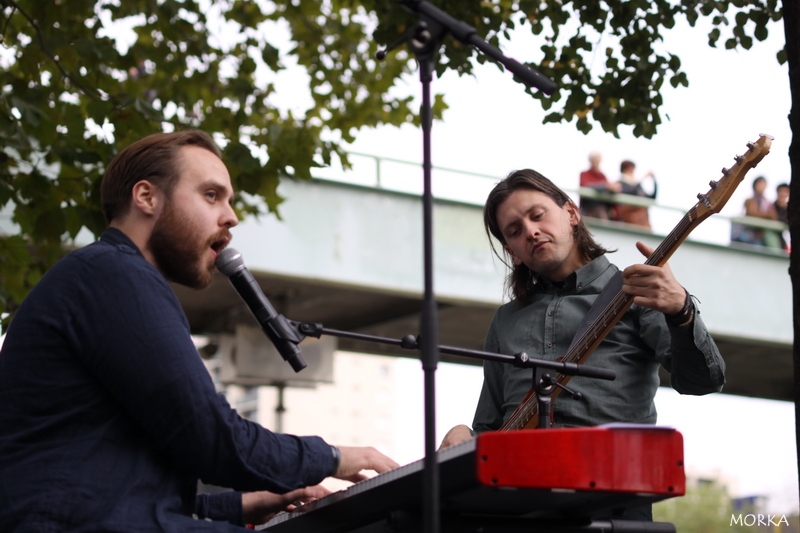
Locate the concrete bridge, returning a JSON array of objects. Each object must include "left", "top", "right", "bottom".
[{"left": 175, "top": 167, "right": 793, "bottom": 402}]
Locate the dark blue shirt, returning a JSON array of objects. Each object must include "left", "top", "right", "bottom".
[{"left": 0, "top": 229, "right": 334, "bottom": 532}]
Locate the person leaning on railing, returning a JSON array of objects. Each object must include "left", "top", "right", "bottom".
[
  {"left": 615, "top": 160, "right": 657, "bottom": 229},
  {"left": 775, "top": 182, "right": 789, "bottom": 250},
  {"left": 731, "top": 176, "right": 785, "bottom": 250},
  {"left": 578, "top": 151, "right": 621, "bottom": 220}
]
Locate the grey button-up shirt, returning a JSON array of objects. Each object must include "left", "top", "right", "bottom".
[{"left": 473, "top": 255, "right": 725, "bottom": 431}]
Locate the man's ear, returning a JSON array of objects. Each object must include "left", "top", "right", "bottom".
[
  {"left": 566, "top": 200, "right": 581, "bottom": 226},
  {"left": 504, "top": 245, "right": 523, "bottom": 266},
  {"left": 131, "top": 180, "right": 160, "bottom": 216}
]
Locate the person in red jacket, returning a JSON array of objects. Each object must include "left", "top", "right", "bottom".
[{"left": 578, "top": 151, "right": 621, "bottom": 220}]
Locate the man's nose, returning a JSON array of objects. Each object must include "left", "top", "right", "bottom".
[
  {"left": 523, "top": 221, "right": 538, "bottom": 239},
  {"left": 222, "top": 204, "right": 238, "bottom": 228}
]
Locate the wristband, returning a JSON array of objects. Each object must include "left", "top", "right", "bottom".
[
  {"left": 329, "top": 445, "right": 341, "bottom": 477},
  {"left": 665, "top": 288, "right": 695, "bottom": 328}
]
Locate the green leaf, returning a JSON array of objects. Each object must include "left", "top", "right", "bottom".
[{"left": 708, "top": 27, "right": 722, "bottom": 47}]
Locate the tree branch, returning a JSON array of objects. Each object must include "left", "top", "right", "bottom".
[{"left": 5, "top": 0, "right": 102, "bottom": 100}]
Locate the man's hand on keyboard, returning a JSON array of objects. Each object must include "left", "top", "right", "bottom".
[
  {"left": 334, "top": 446, "right": 399, "bottom": 483},
  {"left": 242, "top": 485, "right": 330, "bottom": 525}
]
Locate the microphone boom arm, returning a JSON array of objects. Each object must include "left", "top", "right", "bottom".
[{"left": 293, "top": 321, "right": 615, "bottom": 382}]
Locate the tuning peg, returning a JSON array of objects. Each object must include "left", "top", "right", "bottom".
[
  {"left": 697, "top": 193, "right": 712, "bottom": 208},
  {"left": 734, "top": 154, "right": 744, "bottom": 164},
  {"left": 721, "top": 167, "right": 731, "bottom": 176},
  {"left": 709, "top": 180, "right": 718, "bottom": 189},
  {"left": 747, "top": 141, "right": 756, "bottom": 151}
]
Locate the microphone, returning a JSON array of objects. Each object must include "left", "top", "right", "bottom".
[{"left": 215, "top": 248, "right": 307, "bottom": 372}]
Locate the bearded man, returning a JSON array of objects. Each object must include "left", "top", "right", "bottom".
[{"left": 0, "top": 131, "right": 397, "bottom": 532}]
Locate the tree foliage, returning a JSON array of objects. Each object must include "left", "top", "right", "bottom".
[
  {"left": 654, "top": 481, "right": 734, "bottom": 533},
  {"left": 0, "top": 0, "right": 426, "bottom": 325},
  {"left": 374, "top": 0, "right": 782, "bottom": 138},
  {"left": 0, "top": 0, "right": 785, "bottom": 328},
  {"left": 655, "top": 482, "right": 800, "bottom": 533}
]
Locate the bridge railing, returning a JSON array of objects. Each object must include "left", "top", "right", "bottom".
[{"left": 312, "top": 152, "right": 789, "bottom": 255}]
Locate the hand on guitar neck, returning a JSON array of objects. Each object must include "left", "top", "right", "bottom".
[{"left": 621, "top": 241, "right": 687, "bottom": 316}]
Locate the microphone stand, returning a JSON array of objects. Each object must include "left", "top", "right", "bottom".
[
  {"left": 292, "top": 322, "right": 615, "bottom": 515},
  {"left": 405, "top": 17, "right": 443, "bottom": 533},
  {"left": 295, "top": 322, "right": 616, "bottom": 388},
  {"left": 375, "top": 3, "right": 557, "bottom": 533}
]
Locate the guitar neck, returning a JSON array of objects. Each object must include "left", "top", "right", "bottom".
[
  {"left": 566, "top": 207, "right": 706, "bottom": 366},
  {"left": 645, "top": 206, "right": 706, "bottom": 268}
]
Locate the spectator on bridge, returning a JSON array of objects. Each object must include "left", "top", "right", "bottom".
[
  {"left": 731, "top": 175, "right": 781, "bottom": 248},
  {"left": 775, "top": 182, "right": 789, "bottom": 223},
  {"left": 439, "top": 169, "right": 725, "bottom": 522},
  {"left": 0, "top": 130, "right": 399, "bottom": 532},
  {"left": 775, "top": 182, "right": 790, "bottom": 251},
  {"left": 615, "top": 159, "right": 657, "bottom": 229},
  {"left": 578, "top": 151, "right": 621, "bottom": 220}
]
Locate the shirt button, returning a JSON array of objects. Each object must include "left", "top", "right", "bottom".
[
  {"left": 547, "top": 342, "right": 553, "bottom": 348},
  {"left": 548, "top": 311, "right": 553, "bottom": 316},
  {"left": 577, "top": 283, "right": 583, "bottom": 289}
]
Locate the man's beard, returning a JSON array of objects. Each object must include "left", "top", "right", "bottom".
[{"left": 148, "top": 203, "right": 218, "bottom": 289}]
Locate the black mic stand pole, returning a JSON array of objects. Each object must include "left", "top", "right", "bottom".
[{"left": 404, "top": 18, "right": 445, "bottom": 533}]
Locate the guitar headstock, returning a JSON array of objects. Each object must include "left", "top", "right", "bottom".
[{"left": 693, "top": 134, "right": 773, "bottom": 221}]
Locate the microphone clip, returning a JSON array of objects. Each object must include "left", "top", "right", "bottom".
[
  {"left": 376, "top": 19, "right": 438, "bottom": 60},
  {"left": 376, "top": 30, "right": 412, "bottom": 60}
]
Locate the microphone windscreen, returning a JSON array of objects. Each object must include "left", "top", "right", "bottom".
[{"left": 215, "top": 247, "right": 245, "bottom": 277}]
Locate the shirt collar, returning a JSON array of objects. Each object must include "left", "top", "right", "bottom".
[
  {"left": 100, "top": 227, "right": 144, "bottom": 257},
  {"left": 538, "top": 255, "right": 611, "bottom": 292}
]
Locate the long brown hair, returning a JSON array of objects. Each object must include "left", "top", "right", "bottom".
[
  {"left": 100, "top": 130, "right": 222, "bottom": 224},
  {"left": 483, "top": 169, "right": 612, "bottom": 302}
]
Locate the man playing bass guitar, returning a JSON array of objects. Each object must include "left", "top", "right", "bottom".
[{"left": 440, "top": 169, "right": 726, "bottom": 521}]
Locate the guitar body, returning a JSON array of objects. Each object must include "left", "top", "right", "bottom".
[{"left": 499, "top": 135, "right": 773, "bottom": 432}]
